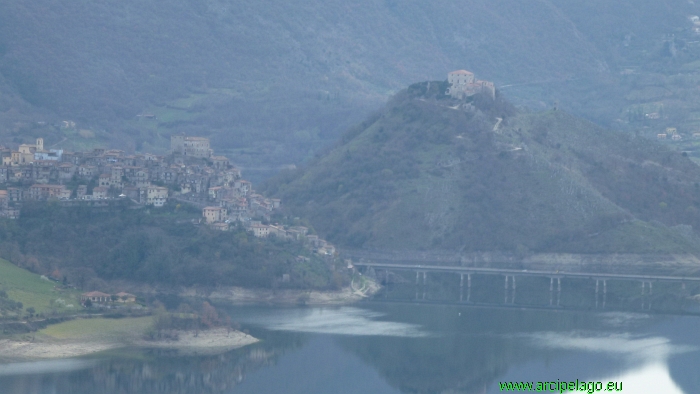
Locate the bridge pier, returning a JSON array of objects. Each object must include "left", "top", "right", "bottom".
[
  {"left": 603, "top": 280, "right": 607, "bottom": 308},
  {"left": 460, "top": 274, "right": 469, "bottom": 302},
  {"left": 353, "top": 262, "right": 700, "bottom": 307},
  {"left": 641, "top": 281, "right": 653, "bottom": 310},
  {"left": 549, "top": 277, "right": 561, "bottom": 306},
  {"left": 503, "top": 275, "right": 516, "bottom": 304},
  {"left": 460, "top": 274, "right": 463, "bottom": 302},
  {"left": 467, "top": 273, "right": 471, "bottom": 302},
  {"left": 557, "top": 278, "right": 561, "bottom": 306}
]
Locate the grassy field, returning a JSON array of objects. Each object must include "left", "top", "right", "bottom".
[
  {"left": 0, "top": 258, "right": 80, "bottom": 314},
  {"left": 39, "top": 316, "right": 153, "bottom": 341}
]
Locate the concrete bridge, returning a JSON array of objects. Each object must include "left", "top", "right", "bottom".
[{"left": 354, "top": 262, "right": 700, "bottom": 308}]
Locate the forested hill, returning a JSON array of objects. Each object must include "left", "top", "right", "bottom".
[
  {"left": 0, "top": 0, "right": 695, "bottom": 175},
  {"left": 263, "top": 82, "right": 700, "bottom": 254},
  {"left": 0, "top": 203, "right": 342, "bottom": 291}
]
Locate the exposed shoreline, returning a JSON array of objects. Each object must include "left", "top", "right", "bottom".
[
  {"left": 0, "top": 279, "right": 380, "bottom": 362},
  {"left": 179, "top": 279, "right": 382, "bottom": 306},
  {"left": 0, "top": 327, "right": 258, "bottom": 361}
]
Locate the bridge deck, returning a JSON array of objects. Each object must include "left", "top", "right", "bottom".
[{"left": 354, "top": 262, "right": 700, "bottom": 282}]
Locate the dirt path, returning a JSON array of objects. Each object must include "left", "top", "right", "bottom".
[{"left": 493, "top": 117, "right": 503, "bottom": 131}]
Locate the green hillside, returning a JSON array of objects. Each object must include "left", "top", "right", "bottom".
[
  {"left": 0, "top": 202, "right": 343, "bottom": 291},
  {"left": 265, "top": 83, "right": 700, "bottom": 254},
  {"left": 0, "top": 258, "right": 79, "bottom": 315}
]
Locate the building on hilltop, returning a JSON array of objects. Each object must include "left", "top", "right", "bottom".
[
  {"left": 171, "top": 134, "right": 212, "bottom": 158},
  {"left": 446, "top": 70, "right": 495, "bottom": 100}
]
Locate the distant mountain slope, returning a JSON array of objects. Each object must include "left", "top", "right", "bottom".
[
  {"left": 1, "top": 0, "right": 693, "bottom": 172},
  {"left": 265, "top": 82, "right": 700, "bottom": 254}
]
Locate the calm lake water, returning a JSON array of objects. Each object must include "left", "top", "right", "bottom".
[{"left": 1, "top": 301, "right": 700, "bottom": 393}]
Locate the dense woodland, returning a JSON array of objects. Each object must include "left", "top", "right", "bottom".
[{"left": 0, "top": 202, "right": 345, "bottom": 291}]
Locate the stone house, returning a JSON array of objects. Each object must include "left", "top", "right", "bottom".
[
  {"left": 0, "top": 190, "right": 7, "bottom": 210},
  {"left": 28, "top": 184, "right": 69, "bottom": 200},
  {"left": 146, "top": 186, "right": 168, "bottom": 207},
  {"left": 114, "top": 292, "right": 136, "bottom": 303},
  {"left": 78, "top": 165, "right": 97, "bottom": 178},
  {"left": 7, "top": 188, "right": 21, "bottom": 202},
  {"left": 81, "top": 291, "right": 111, "bottom": 304},
  {"left": 446, "top": 70, "right": 496, "bottom": 99},
  {"left": 92, "top": 186, "right": 108, "bottom": 199},
  {"left": 98, "top": 174, "right": 111, "bottom": 187},
  {"left": 211, "top": 155, "right": 229, "bottom": 169},
  {"left": 250, "top": 223, "right": 271, "bottom": 237},
  {"left": 208, "top": 186, "right": 223, "bottom": 201},
  {"left": 171, "top": 134, "right": 211, "bottom": 158},
  {"left": 58, "top": 163, "right": 76, "bottom": 181},
  {"left": 203, "top": 206, "right": 227, "bottom": 224}
]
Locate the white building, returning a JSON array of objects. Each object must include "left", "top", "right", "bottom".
[{"left": 146, "top": 186, "right": 168, "bottom": 207}]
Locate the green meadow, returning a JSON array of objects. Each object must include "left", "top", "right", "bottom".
[{"left": 0, "top": 258, "right": 80, "bottom": 314}]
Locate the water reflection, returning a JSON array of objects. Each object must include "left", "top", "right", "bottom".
[
  {"left": 0, "top": 331, "right": 306, "bottom": 394},
  {"left": 0, "top": 359, "right": 97, "bottom": 376},
  {"left": 0, "top": 304, "right": 698, "bottom": 394},
  {"left": 238, "top": 307, "right": 428, "bottom": 337}
]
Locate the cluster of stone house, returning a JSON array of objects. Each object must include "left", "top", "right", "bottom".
[
  {"left": 446, "top": 70, "right": 495, "bottom": 100},
  {"left": 202, "top": 205, "right": 335, "bottom": 255},
  {"left": 201, "top": 210, "right": 336, "bottom": 255},
  {"left": 656, "top": 127, "right": 700, "bottom": 141},
  {"left": 0, "top": 134, "right": 271, "bottom": 220},
  {"left": 0, "top": 134, "right": 334, "bottom": 253},
  {"left": 247, "top": 221, "right": 336, "bottom": 255}
]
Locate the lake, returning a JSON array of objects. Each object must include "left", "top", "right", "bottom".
[{"left": 1, "top": 299, "right": 699, "bottom": 394}]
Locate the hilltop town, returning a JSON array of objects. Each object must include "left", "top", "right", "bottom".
[{"left": 0, "top": 134, "right": 336, "bottom": 255}]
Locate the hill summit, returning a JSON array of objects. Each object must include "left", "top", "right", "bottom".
[{"left": 265, "top": 80, "right": 700, "bottom": 255}]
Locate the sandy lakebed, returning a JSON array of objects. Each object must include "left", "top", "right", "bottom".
[{"left": 0, "top": 321, "right": 258, "bottom": 361}]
